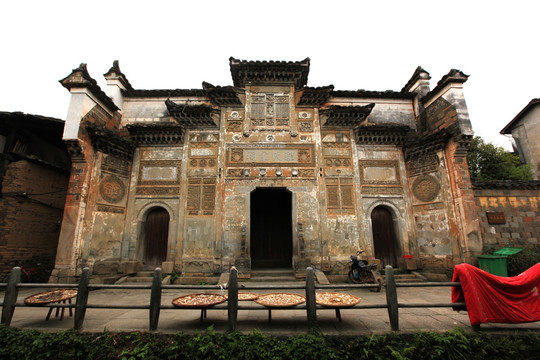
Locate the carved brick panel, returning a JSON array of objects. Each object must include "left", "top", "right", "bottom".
[
  {"left": 226, "top": 111, "right": 244, "bottom": 132},
  {"left": 249, "top": 93, "right": 290, "bottom": 129},
  {"left": 187, "top": 178, "right": 216, "bottom": 216},
  {"left": 326, "top": 177, "right": 355, "bottom": 215},
  {"left": 406, "top": 153, "right": 439, "bottom": 176}
]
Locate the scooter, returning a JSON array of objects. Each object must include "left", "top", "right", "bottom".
[{"left": 348, "top": 250, "right": 382, "bottom": 291}]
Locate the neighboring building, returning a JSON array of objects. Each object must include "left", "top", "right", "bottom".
[
  {"left": 0, "top": 112, "right": 70, "bottom": 281},
  {"left": 501, "top": 98, "right": 540, "bottom": 180},
  {"left": 50, "top": 59, "right": 481, "bottom": 283}
]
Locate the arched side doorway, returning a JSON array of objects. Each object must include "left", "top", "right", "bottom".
[
  {"left": 371, "top": 206, "right": 398, "bottom": 268},
  {"left": 143, "top": 207, "right": 170, "bottom": 265},
  {"left": 250, "top": 188, "right": 293, "bottom": 268}
]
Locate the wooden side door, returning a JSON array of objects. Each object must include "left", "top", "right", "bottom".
[
  {"left": 143, "top": 207, "right": 169, "bottom": 265},
  {"left": 371, "top": 206, "right": 398, "bottom": 268}
]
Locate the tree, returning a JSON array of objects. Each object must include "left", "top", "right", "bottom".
[{"left": 467, "top": 136, "right": 533, "bottom": 181}]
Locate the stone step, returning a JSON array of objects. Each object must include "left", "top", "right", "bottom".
[
  {"left": 134, "top": 271, "right": 154, "bottom": 277},
  {"left": 382, "top": 272, "right": 426, "bottom": 283},
  {"left": 127, "top": 276, "right": 154, "bottom": 283},
  {"left": 249, "top": 275, "right": 299, "bottom": 283},
  {"left": 250, "top": 269, "right": 295, "bottom": 277}
]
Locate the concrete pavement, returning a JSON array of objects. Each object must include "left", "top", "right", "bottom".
[{"left": 3, "top": 284, "right": 540, "bottom": 335}]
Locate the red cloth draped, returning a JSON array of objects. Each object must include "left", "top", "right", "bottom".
[{"left": 452, "top": 263, "right": 540, "bottom": 325}]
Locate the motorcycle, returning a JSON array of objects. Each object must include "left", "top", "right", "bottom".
[{"left": 348, "top": 250, "right": 382, "bottom": 291}]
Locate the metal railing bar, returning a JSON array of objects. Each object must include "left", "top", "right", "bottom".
[
  {"left": 16, "top": 283, "right": 78, "bottom": 289},
  {"left": 396, "top": 282, "right": 461, "bottom": 287},
  {"left": 86, "top": 304, "right": 150, "bottom": 310},
  {"left": 398, "top": 302, "right": 465, "bottom": 308},
  {"left": 88, "top": 284, "right": 152, "bottom": 290}
]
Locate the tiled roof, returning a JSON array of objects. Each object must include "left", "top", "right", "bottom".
[
  {"left": 422, "top": 69, "right": 468, "bottom": 104},
  {"left": 202, "top": 82, "right": 242, "bottom": 106},
  {"left": 165, "top": 100, "right": 219, "bottom": 128},
  {"left": 229, "top": 57, "right": 310, "bottom": 88},
  {"left": 401, "top": 66, "right": 431, "bottom": 93},
  {"left": 59, "top": 64, "right": 119, "bottom": 112},
  {"left": 123, "top": 88, "right": 207, "bottom": 98},
  {"left": 103, "top": 60, "right": 134, "bottom": 92},
  {"left": 297, "top": 86, "right": 334, "bottom": 106},
  {"left": 331, "top": 89, "right": 414, "bottom": 100},
  {"left": 320, "top": 104, "right": 375, "bottom": 128}
]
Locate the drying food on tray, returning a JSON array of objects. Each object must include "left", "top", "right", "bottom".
[
  {"left": 24, "top": 289, "right": 78, "bottom": 305},
  {"left": 316, "top": 292, "right": 361, "bottom": 307},
  {"left": 172, "top": 294, "right": 226, "bottom": 308},
  {"left": 254, "top": 293, "right": 305, "bottom": 307},
  {"left": 224, "top": 292, "right": 259, "bottom": 301}
]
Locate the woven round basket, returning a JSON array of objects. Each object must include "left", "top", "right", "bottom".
[
  {"left": 254, "top": 293, "right": 305, "bottom": 308},
  {"left": 24, "top": 289, "right": 78, "bottom": 305},
  {"left": 171, "top": 294, "right": 226, "bottom": 308},
  {"left": 315, "top": 292, "right": 361, "bottom": 308}
]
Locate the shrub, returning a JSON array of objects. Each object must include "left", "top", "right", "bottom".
[
  {"left": 1, "top": 325, "right": 539, "bottom": 360},
  {"left": 507, "top": 245, "right": 540, "bottom": 276}
]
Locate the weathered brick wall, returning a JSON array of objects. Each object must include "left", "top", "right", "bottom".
[
  {"left": 0, "top": 159, "right": 69, "bottom": 278},
  {"left": 474, "top": 186, "right": 540, "bottom": 250}
]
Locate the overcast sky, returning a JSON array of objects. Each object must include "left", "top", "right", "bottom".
[{"left": 2, "top": 1, "right": 539, "bottom": 149}]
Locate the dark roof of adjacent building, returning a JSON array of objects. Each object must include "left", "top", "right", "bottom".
[
  {"left": 472, "top": 179, "right": 540, "bottom": 190},
  {"left": 500, "top": 98, "right": 540, "bottom": 134},
  {"left": 0, "top": 111, "right": 70, "bottom": 171}
]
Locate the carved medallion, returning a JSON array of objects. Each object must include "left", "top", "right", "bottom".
[
  {"left": 412, "top": 174, "right": 441, "bottom": 202},
  {"left": 99, "top": 175, "right": 126, "bottom": 204}
]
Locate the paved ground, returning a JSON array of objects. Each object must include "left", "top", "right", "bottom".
[{"left": 3, "top": 284, "right": 540, "bottom": 335}]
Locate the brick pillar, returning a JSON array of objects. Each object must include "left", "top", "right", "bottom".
[{"left": 445, "top": 137, "right": 482, "bottom": 264}]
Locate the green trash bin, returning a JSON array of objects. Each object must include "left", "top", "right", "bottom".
[
  {"left": 493, "top": 247, "right": 523, "bottom": 257},
  {"left": 477, "top": 247, "right": 523, "bottom": 277}
]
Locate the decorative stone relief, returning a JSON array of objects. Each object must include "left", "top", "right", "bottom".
[
  {"left": 97, "top": 205, "right": 125, "bottom": 214},
  {"left": 226, "top": 111, "right": 244, "bottom": 132},
  {"left": 297, "top": 111, "right": 313, "bottom": 132},
  {"left": 135, "top": 187, "right": 180, "bottom": 196},
  {"left": 226, "top": 144, "right": 315, "bottom": 167},
  {"left": 407, "top": 153, "right": 439, "bottom": 176},
  {"left": 99, "top": 175, "right": 126, "bottom": 204},
  {"left": 361, "top": 186, "right": 403, "bottom": 195},
  {"left": 412, "top": 174, "right": 441, "bottom": 202}
]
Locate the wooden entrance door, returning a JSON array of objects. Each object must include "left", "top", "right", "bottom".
[
  {"left": 250, "top": 188, "right": 292, "bottom": 268},
  {"left": 143, "top": 207, "right": 169, "bottom": 265},
  {"left": 371, "top": 206, "right": 398, "bottom": 268}
]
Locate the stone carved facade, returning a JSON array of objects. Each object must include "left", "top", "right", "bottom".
[{"left": 50, "top": 59, "right": 481, "bottom": 282}]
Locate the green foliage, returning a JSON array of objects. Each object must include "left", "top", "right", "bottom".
[
  {"left": 507, "top": 245, "right": 540, "bottom": 276},
  {"left": 1, "top": 325, "right": 540, "bottom": 360},
  {"left": 467, "top": 136, "right": 533, "bottom": 181}
]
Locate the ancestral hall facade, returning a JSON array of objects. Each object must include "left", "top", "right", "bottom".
[{"left": 50, "top": 58, "right": 481, "bottom": 282}]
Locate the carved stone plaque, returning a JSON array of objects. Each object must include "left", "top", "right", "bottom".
[{"left": 412, "top": 174, "right": 441, "bottom": 202}]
